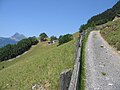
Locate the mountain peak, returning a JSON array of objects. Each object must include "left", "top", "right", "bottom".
[
  {"left": 11, "top": 33, "right": 26, "bottom": 41},
  {"left": 14, "top": 32, "right": 20, "bottom": 35}
]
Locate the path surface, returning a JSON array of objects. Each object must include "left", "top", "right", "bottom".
[{"left": 85, "top": 31, "right": 120, "bottom": 90}]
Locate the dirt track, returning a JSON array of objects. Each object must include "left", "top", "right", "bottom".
[{"left": 85, "top": 31, "right": 120, "bottom": 90}]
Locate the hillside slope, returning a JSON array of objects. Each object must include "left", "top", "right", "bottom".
[
  {"left": 88, "top": 1, "right": 120, "bottom": 25},
  {"left": 0, "top": 33, "right": 26, "bottom": 48},
  {"left": 79, "top": 1, "right": 120, "bottom": 33},
  {"left": 0, "top": 33, "right": 79, "bottom": 90},
  {"left": 100, "top": 19, "right": 120, "bottom": 51}
]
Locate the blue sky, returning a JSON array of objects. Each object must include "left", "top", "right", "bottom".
[{"left": 0, "top": 0, "right": 119, "bottom": 37}]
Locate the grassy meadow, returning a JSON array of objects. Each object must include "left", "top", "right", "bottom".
[
  {"left": 0, "top": 32, "right": 79, "bottom": 90},
  {"left": 100, "top": 19, "right": 120, "bottom": 50}
]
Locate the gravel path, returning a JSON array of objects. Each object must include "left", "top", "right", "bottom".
[{"left": 85, "top": 31, "right": 120, "bottom": 90}]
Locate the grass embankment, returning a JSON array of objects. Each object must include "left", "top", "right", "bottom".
[
  {"left": 100, "top": 19, "right": 120, "bottom": 50},
  {"left": 79, "top": 31, "right": 90, "bottom": 90},
  {"left": 0, "top": 33, "right": 79, "bottom": 90}
]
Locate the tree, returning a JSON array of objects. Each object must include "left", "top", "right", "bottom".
[
  {"left": 50, "top": 35, "right": 57, "bottom": 41},
  {"left": 39, "top": 33, "right": 48, "bottom": 41},
  {"left": 58, "top": 34, "right": 73, "bottom": 45},
  {"left": 79, "top": 24, "right": 87, "bottom": 33},
  {"left": 0, "top": 37, "right": 39, "bottom": 62},
  {"left": 87, "top": 1, "right": 120, "bottom": 26}
]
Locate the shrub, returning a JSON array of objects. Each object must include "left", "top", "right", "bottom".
[
  {"left": 101, "top": 72, "right": 106, "bottom": 76},
  {"left": 39, "top": 33, "right": 48, "bottom": 41},
  {"left": 58, "top": 34, "right": 73, "bottom": 45},
  {"left": 0, "top": 37, "right": 39, "bottom": 62},
  {"left": 116, "top": 42, "right": 120, "bottom": 50},
  {"left": 50, "top": 35, "right": 57, "bottom": 41}
]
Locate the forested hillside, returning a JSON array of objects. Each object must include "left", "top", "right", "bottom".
[
  {"left": 80, "top": 1, "right": 120, "bottom": 32},
  {"left": 88, "top": 1, "right": 120, "bottom": 25},
  {"left": 0, "top": 37, "right": 38, "bottom": 62}
]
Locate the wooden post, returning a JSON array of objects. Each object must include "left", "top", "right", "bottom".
[{"left": 60, "top": 69, "right": 72, "bottom": 90}]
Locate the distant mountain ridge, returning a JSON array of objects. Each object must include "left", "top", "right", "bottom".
[
  {"left": 11, "top": 33, "right": 26, "bottom": 41},
  {"left": 0, "top": 37, "right": 17, "bottom": 47},
  {"left": 0, "top": 33, "right": 26, "bottom": 48}
]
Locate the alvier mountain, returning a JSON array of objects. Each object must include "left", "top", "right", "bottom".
[
  {"left": 0, "top": 33, "right": 26, "bottom": 47},
  {"left": 11, "top": 33, "right": 26, "bottom": 41}
]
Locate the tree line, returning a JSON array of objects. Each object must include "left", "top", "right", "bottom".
[
  {"left": 79, "top": 1, "right": 120, "bottom": 32},
  {"left": 39, "top": 32, "right": 73, "bottom": 45},
  {"left": 0, "top": 37, "right": 38, "bottom": 62},
  {"left": 58, "top": 34, "right": 73, "bottom": 45},
  {"left": 0, "top": 32, "right": 73, "bottom": 62},
  {"left": 39, "top": 33, "right": 57, "bottom": 42}
]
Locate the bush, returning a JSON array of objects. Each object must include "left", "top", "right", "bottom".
[
  {"left": 0, "top": 37, "right": 39, "bottom": 62},
  {"left": 58, "top": 34, "right": 73, "bottom": 45},
  {"left": 39, "top": 33, "right": 48, "bottom": 41},
  {"left": 116, "top": 42, "right": 120, "bottom": 50},
  {"left": 50, "top": 35, "right": 57, "bottom": 41}
]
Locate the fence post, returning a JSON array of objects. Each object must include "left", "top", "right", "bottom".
[
  {"left": 68, "top": 35, "right": 83, "bottom": 90},
  {"left": 60, "top": 69, "right": 72, "bottom": 90}
]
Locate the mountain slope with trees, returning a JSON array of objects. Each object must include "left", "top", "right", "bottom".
[
  {"left": 88, "top": 1, "right": 120, "bottom": 25},
  {"left": 0, "top": 33, "right": 26, "bottom": 48},
  {"left": 79, "top": 1, "right": 120, "bottom": 32},
  {"left": 0, "top": 37, "right": 38, "bottom": 62}
]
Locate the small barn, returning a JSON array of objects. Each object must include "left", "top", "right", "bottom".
[{"left": 47, "top": 40, "right": 58, "bottom": 45}]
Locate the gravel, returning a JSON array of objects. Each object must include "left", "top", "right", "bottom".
[{"left": 85, "top": 31, "right": 120, "bottom": 90}]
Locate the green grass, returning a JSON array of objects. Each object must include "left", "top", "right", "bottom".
[
  {"left": 79, "top": 32, "right": 89, "bottom": 90},
  {"left": 101, "top": 72, "right": 107, "bottom": 76},
  {"left": 100, "top": 19, "right": 120, "bottom": 50},
  {"left": 0, "top": 33, "right": 78, "bottom": 90}
]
